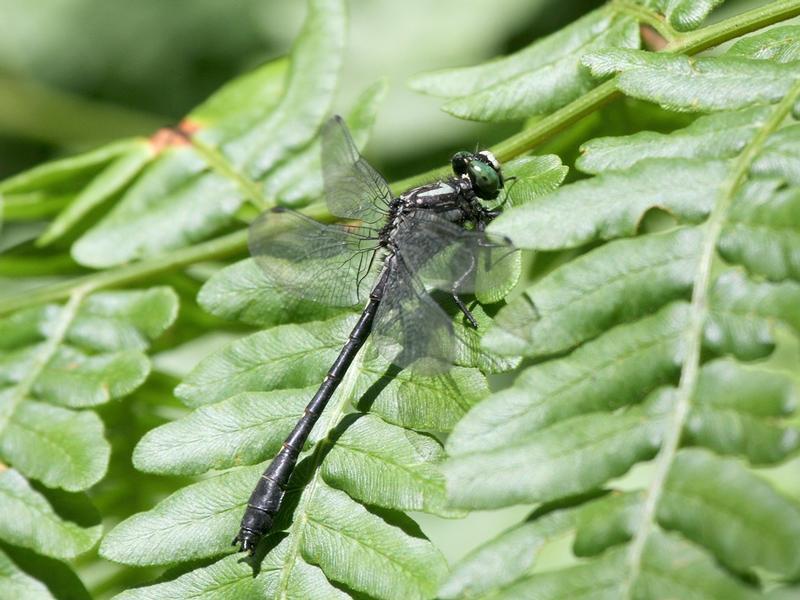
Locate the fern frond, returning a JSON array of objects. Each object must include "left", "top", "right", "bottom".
[
  {"left": 443, "top": 24, "right": 800, "bottom": 599},
  {"left": 11, "top": 0, "right": 351, "bottom": 270},
  {"left": 0, "top": 287, "right": 177, "bottom": 594}
]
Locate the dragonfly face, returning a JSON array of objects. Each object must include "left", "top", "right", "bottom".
[{"left": 451, "top": 150, "right": 504, "bottom": 200}]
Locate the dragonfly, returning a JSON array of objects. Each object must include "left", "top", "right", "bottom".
[{"left": 234, "top": 115, "right": 516, "bottom": 553}]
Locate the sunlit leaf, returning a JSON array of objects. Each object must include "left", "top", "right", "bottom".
[{"left": 410, "top": 8, "right": 639, "bottom": 122}]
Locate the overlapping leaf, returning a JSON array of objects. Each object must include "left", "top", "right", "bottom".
[
  {"left": 260, "top": 79, "right": 388, "bottom": 209},
  {"left": 2, "top": 1, "right": 794, "bottom": 597},
  {"left": 0, "top": 28, "right": 381, "bottom": 592},
  {"left": 444, "top": 25, "right": 800, "bottom": 599},
  {"left": 0, "top": 139, "right": 148, "bottom": 230},
  {"left": 70, "top": 0, "right": 345, "bottom": 268},
  {"left": 101, "top": 312, "right": 463, "bottom": 597},
  {"left": 0, "top": 287, "right": 177, "bottom": 491},
  {"left": 101, "top": 269, "right": 505, "bottom": 597},
  {"left": 0, "top": 550, "right": 52, "bottom": 600},
  {"left": 409, "top": 7, "right": 639, "bottom": 122}
]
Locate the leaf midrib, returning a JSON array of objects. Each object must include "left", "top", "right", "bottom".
[
  {"left": 6, "top": 412, "right": 83, "bottom": 472},
  {"left": 508, "top": 319, "right": 683, "bottom": 423},
  {"left": 523, "top": 240, "right": 696, "bottom": 349},
  {"left": 0, "top": 291, "right": 87, "bottom": 437},
  {"left": 305, "top": 512, "right": 427, "bottom": 584},
  {"left": 357, "top": 362, "right": 475, "bottom": 415},
  {"left": 621, "top": 77, "right": 800, "bottom": 598},
  {"left": 664, "top": 486, "right": 794, "bottom": 548},
  {"left": 331, "top": 439, "right": 441, "bottom": 493},
  {"left": 182, "top": 321, "right": 348, "bottom": 391}
]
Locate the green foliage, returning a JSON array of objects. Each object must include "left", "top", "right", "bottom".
[
  {"left": 84, "top": 0, "right": 505, "bottom": 597},
  {"left": 410, "top": 8, "right": 640, "bottom": 122},
  {"left": 0, "top": 545, "right": 64, "bottom": 600},
  {"left": 2, "top": 0, "right": 800, "bottom": 598},
  {"left": 582, "top": 47, "right": 800, "bottom": 113},
  {"left": 0, "top": 287, "right": 177, "bottom": 595},
  {"left": 54, "top": 0, "right": 352, "bottom": 269}
]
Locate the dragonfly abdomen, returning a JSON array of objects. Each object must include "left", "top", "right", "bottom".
[{"left": 234, "top": 268, "right": 390, "bottom": 554}]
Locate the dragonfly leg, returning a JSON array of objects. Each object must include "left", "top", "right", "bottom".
[
  {"left": 452, "top": 253, "right": 478, "bottom": 328},
  {"left": 452, "top": 292, "right": 478, "bottom": 328}
]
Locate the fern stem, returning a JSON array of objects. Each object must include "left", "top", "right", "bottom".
[
  {"left": 0, "top": 229, "right": 248, "bottom": 315},
  {"left": 492, "top": 80, "right": 621, "bottom": 164},
  {"left": 494, "top": 0, "right": 800, "bottom": 162},
  {"left": 395, "top": 0, "right": 800, "bottom": 193},
  {"left": 621, "top": 78, "right": 800, "bottom": 598},
  {"left": 0, "top": 202, "right": 338, "bottom": 315},
  {"left": 670, "top": 0, "right": 800, "bottom": 55},
  {"left": 5, "top": 1, "right": 800, "bottom": 313}
]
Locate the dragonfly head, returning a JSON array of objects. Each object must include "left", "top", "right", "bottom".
[{"left": 451, "top": 150, "right": 504, "bottom": 200}]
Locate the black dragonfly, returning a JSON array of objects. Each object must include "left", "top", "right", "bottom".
[{"left": 234, "top": 116, "right": 516, "bottom": 553}]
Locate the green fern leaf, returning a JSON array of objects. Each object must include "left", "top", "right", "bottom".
[
  {"left": 636, "top": 0, "right": 728, "bottom": 32},
  {"left": 100, "top": 309, "right": 473, "bottom": 597},
  {"left": 0, "top": 469, "right": 101, "bottom": 559},
  {"left": 0, "top": 544, "right": 87, "bottom": 599},
  {"left": 0, "top": 138, "right": 148, "bottom": 233},
  {"left": 727, "top": 24, "right": 800, "bottom": 62},
  {"left": 576, "top": 106, "right": 771, "bottom": 174},
  {"left": 409, "top": 8, "right": 639, "bottom": 122},
  {"left": 198, "top": 257, "right": 345, "bottom": 328},
  {"left": 0, "top": 286, "right": 177, "bottom": 592},
  {"left": 444, "top": 23, "right": 800, "bottom": 598},
  {"left": 491, "top": 160, "right": 726, "bottom": 250},
  {"left": 4, "top": 2, "right": 798, "bottom": 597},
  {"left": 261, "top": 79, "right": 389, "bottom": 208},
  {"left": 582, "top": 36, "right": 800, "bottom": 113},
  {"left": 113, "top": 536, "right": 348, "bottom": 600}
]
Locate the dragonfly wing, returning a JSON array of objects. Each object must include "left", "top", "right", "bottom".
[
  {"left": 321, "top": 116, "right": 392, "bottom": 224},
  {"left": 371, "top": 255, "right": 484, "bottom": 373},
  {"left": 394, "top": 210, "right": 519, "bottom": 296},
  {"left": 248, "top": 207, "right": 381, "bottom": 307}
]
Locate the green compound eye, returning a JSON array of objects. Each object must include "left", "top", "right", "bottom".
[{"left": 468, "top": 159, "right": 501, "bottom": 199}]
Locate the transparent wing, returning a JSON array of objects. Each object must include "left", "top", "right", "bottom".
[
  {"left": 394, "top": 210, "right": 519, "bottom": 296},
  {"left": 248, "top": 207, "right": 381, "bottom": 307},
  {"left": 366, "top": 209, "right": 518, "bottom": 371},
  {"left": 370, "top": 253, "right": 493, "bottom": 374},
  {"left": 321, "top": 115, "right": 392, "bottom": 224}
]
